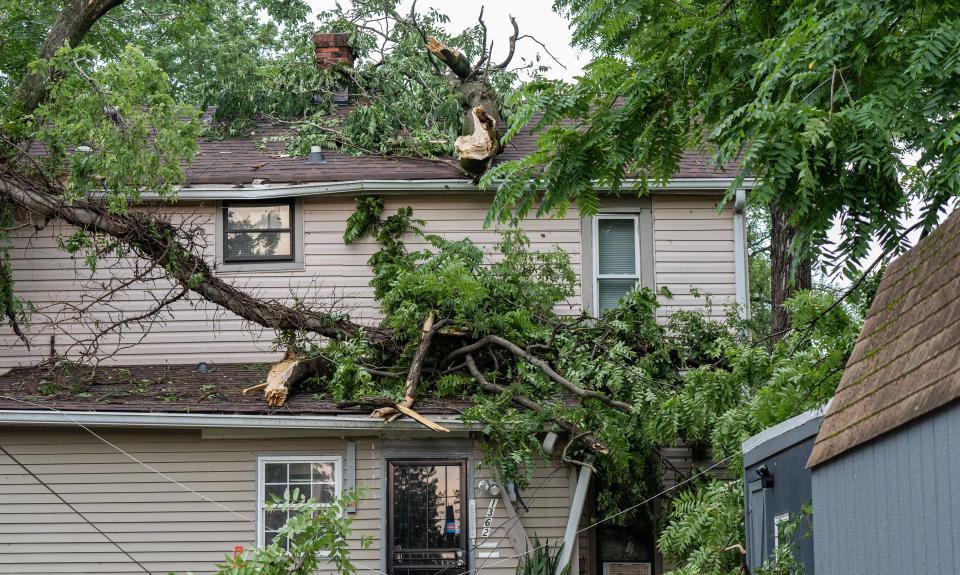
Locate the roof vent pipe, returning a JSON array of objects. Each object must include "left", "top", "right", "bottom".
[{"left": 306, "top": 145, "right": 326, "bottom": 165}]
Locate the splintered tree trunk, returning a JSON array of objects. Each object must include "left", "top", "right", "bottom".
[
  {"left": 770, "top": 200, "right": 812, "bottom": 341},
  {"left": 423, "top": 34, "right": 503, "bottom": 178},
  {"left": 455, "top": 106, "right": 500, "bottom": 176}
]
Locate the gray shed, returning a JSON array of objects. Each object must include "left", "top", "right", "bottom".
[
  {"left": 807, "top": 208, "right": 960, "bottom": 575},
  {"left": 743, "top": 405, "right": 826, "bottom": 574}
]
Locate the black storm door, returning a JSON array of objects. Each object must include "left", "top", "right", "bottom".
[{"left": 388, "top": 460, "right": 468, "bottom": 575}]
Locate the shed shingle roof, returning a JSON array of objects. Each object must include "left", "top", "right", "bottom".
[{"left": 808, "top": 209, "right": 960, "bottom": 467}]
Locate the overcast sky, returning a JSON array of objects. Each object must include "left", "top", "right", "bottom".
[{"left": 306, "top": 0, "right": 588, "bottom": 81}]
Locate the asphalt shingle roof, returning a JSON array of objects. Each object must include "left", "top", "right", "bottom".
[{"left": 808, "top": 209, "right": 960, "bottom": 467}]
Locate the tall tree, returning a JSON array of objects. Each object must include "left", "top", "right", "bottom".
[{"left": 487, "top": 0, "right": 960, "bottom": 336}]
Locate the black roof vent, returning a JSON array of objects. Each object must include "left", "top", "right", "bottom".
[{"left": 306, "top": 145, "right": 326, "bottom": 165}]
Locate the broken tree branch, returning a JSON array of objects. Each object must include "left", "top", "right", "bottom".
[
  {"left": 0, "top": 171, "right": 396, "bottom": 353},
  {"left": 427, "top": 36, "right": 473, "bottom": 79},
  {"left": 446, "top": 334, "right": 634, "bottom": 412},
  {"left": 455, "top": 106, "right": 500, "bottom": 176},
  {"left": 494, "top": 16, "right": 519, "bottom": 69},
  {"left": 465, "top": 354, "right": 609, "bottom": 454}
]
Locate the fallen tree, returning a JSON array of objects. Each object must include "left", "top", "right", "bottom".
[{"left": 0, "top": 0, "right": 868, "bottom": 559}]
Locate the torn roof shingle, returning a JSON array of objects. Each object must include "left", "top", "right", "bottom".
[{"left": 808, "top": 209, "right": 960, "bottom": 467}]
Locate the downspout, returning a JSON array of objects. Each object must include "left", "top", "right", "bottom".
[
  {"left": 556, "top": 460, "right": 593, "bottom": 575},
  {"left": 733, "top": 188, "right": 750, "bottom": 321}
]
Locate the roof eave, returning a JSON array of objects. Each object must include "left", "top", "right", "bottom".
[
  {"left": 154, "top": 177, "right": 758, "bottom": 201},
  {"left": 0, "top": 408, "right": 477, "bottom": 431}
]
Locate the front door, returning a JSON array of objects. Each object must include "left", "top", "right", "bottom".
[{"left": 388, "top": 460, "right": 468, "bottom": 575}]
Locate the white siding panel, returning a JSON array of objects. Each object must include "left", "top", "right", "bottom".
[
  {"left": 0, "top": 192, "right": 739, "bottom": 368},
  {"left": 652, "top": 195, "right": 737, "bottom": 320},
  {"left": 0, "top": 428, "right": 382, "bottom": 575}
]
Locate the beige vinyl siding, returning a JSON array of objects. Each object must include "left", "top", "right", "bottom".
[
  {"left": 0, "top": 194, "right": 582, "bottom": 369},
  {"left": 0, "top": 191, "right": 739, "bottom": 369},
  {"left": 471, "top": 455, "right": 574, "bottom": 575},
  {"left": 0, "top": 428, "right": 384, "bottom": 574},
  {"left": 653, "top": 194, "right": 737, "bottom": 320},
  {"left": 0, "top": 427, "right": 576, "bottom": 575}
]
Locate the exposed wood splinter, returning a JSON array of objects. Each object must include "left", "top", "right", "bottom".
[
  {"left": 263, "top": 350, "right": 314, "bottom": 407},
  {"left": 242, "top": 382, "right": 269, "bottom": 395},
  {"left": 455, "top": 106, "right": 500, "bottom": 176}
]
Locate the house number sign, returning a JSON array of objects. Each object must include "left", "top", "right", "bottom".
[{"left": 481, "top": 498, "right": 498, "bottom": 538}]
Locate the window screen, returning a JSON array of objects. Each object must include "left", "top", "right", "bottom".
[
  {"left": 223, "top": 201, "right": 294, "bottom": 262},
  {"left": 596, "top": 217, "right": 639, "bottom": 312},
  {"left": 258, "top": 457, "right": 340, "bottom": 549}
]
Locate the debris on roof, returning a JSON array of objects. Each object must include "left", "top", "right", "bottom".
[{"left": 0, "top": 362, "right": 469, "bottom": 417}]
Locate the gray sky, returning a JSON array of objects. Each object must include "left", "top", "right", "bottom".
[{"left": 307, "top": 0, "right": 588, "bottom": 81}]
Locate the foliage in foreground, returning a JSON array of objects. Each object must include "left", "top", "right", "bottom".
[
  {"left": 488, "top": 0, "right": 960, "bottom": 278},
  {"left": 193, "top": 489, "right": 368, "bottom": 575}
]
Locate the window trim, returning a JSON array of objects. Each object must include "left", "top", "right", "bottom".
[
  {"left": 592, "top": 214, "right": 642, "bottom": 314},
  {"left": 222, "top": 199, "right": 296, "bottom": 263},
  {"left": 255, "top": 454, "right": 343, "bottom": 548},
  {"left": 216, "top": 199, "right": 305, "bottom": 273}
]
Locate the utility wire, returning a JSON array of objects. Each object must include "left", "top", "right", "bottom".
[
  {"left": 0, "top": 443, "right": 153, "bottom": 575},
  {"left": 0, "top": 395, "right": 253, "bottom": 522},
  {"left": 0, "top": 394, "right": 736, "bottom": 575}
]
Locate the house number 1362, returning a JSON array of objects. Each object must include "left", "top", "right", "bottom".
[{"left": 481, "top": 499, "right": 498, "bottom": 538}]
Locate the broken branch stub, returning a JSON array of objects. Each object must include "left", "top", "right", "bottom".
[
  {"left": 263, "top": 352, "right": 315, "bottom": 407},
  {"left": 427, "top": 36, "right": 473, "bottom": 79},
  {"left": 455, "top": 106, "right": 500, "bottom": 176}
]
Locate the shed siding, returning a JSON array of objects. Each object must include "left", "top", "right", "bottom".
[
  {"left": 0, "top": 427, "right": 575, "bottom": 575},
  {"left": 0, "top": 192, "right": 737, "bottom": 369},
  {"left": 812, "top": 402, "right": 960, "bottom": 575}
]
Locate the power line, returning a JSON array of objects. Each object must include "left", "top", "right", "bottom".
[
  {"left": 0, "top": 394, "right": 253, "bottom": 522},
  {"left": 0, "top": 394, "right": 736, "bottom": 575},
  {"left": 0, "top": 443, "right": 153, "bottom": 575}
]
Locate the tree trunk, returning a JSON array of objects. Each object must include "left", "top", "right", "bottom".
[
  {"left": 770, "top": 200, "right": 812, "bottom": 341},
  {"left": 8, "top": 0, "right": 125, "bottom": 116}
]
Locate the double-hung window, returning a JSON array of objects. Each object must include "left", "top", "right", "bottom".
[
  {"left": 257, "top": 455, "right": 342, "bottom": 548},
  {"left": 594, "top": 215, "right": 641, "bottom": 313},
  {"left": 223, "top": 200, "right": 295, "bottom": 263}
]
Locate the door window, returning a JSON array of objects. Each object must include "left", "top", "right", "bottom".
[{"left": 388, "top": 460, "right": 467, "bottom": 575}]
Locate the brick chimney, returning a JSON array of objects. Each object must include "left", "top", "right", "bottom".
[{"left": 313, "top": 33, "right": 354, "bottom": 70}]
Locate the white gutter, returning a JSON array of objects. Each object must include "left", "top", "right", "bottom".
[
  {"left": 733, "top": 188, "right": 750, "bottom": 320},
  {"left": 0, "top": 409, "right": 475, "bottom": 431},
  {"left": 146, "top": 177, "right": 758, "bottom": 201}
]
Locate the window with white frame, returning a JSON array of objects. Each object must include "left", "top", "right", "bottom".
[
  {"left": 257, "top": 456, "right": 342, "bottom": 548},
  {"left": 594, "top": 215, "right": 641, "bottom": 313}
]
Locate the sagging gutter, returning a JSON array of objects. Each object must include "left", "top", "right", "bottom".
[
  {"left": 140, "top": 177, "right": 759, "bottom": 201},
  {"left": 0, "top": 409, "right": 476, "bottom": 431}
]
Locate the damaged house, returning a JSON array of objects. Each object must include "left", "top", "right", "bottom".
[{"left": 0, "top": 34, "right": 750, "bottom": 575}]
